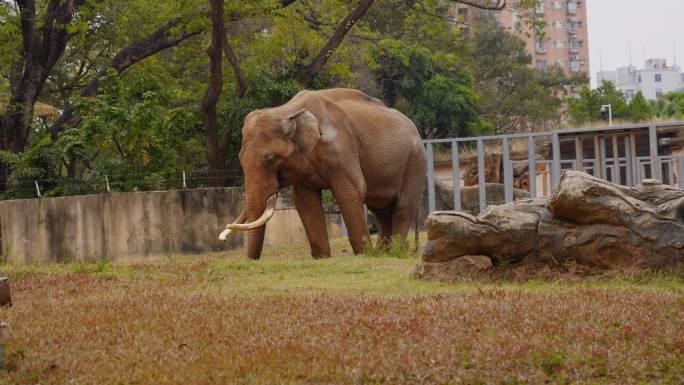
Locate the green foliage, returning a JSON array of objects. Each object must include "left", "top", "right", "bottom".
[
  {"left": 363, "top": 237, "right": 415, "bottom": 259},
  {"left": 370, "top": 38, "right": 482, "bottom": 138},
  {"left": 472, "top": 16, "right": 572, "bottom": 133},
  {"left": 569, "top": 82, "right": 660, "bottom": 124},
  {"left": 628, "top": 91, "right": 653, "bottom": 121},
  {"left": 568, "top": 81, "right": 630, "bottom": 124},
  {"left": 74, "top": 70, "right": 205, "bottom": 176},
  {"left": 651, "top": 91, "right": 684, "bottom": 119},
  {"left": 1, "top": 0, "right": 576, "bottom": 196}
]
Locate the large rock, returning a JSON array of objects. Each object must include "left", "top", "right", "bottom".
[{"left": 415, "top": 171, "right": 684, "bottom": 281}]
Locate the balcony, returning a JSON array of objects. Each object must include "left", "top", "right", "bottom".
[
  {"left": 536, "top": 42, "right": 547, "bottom": 54},
  {"left": 569, "top": 40, "right": 581, "bottom": 54}
]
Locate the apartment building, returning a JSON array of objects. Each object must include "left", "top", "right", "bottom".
[
  {"left": 597, "top": 58, "right": 684, "bottom": 101},
  {"left": 453, "top": 0, "right": 590, "bottom": 77}
]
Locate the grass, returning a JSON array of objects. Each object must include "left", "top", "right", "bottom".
[{"left": 0, "top": 237, "right": 683, "bottom": 384}]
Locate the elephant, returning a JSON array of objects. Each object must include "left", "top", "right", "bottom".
[{"left": 219, "top": 88, "right": 427, "bottom": 260}]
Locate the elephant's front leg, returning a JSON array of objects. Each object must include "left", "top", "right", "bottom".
[
  {"left": 294, "top": 186, "right": 331, "bottom": 258},
  {"left": 330, "top": 179, "right": 370, "bottom": 254}
]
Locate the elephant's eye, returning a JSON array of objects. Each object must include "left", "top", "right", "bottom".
[{"left": 264, "top": 154, "right": 278, "bottom": 167}]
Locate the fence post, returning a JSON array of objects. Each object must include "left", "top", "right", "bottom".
[
  {"left": 679, "top": 156, "right": 684, "bottom": 189},
  {"left": 182, "top": 171, "right": 187, "bottom": 189},
  {"left": 649, "top": 124, "right": 661, "bottom": 181},
  {"left": 551, "top": 133, "right": 561, "bottom": 186},
  {"left": 105, "top": 175, "right": 111, "bottom": 193},
  {"left": 451, "top": 141, "right": 461, "bottom": 211},
  {"left": 593, "top": 136, "right": 601, "bottom": 178},
  {"left": 477, "top": 139, "right": 486, "bottom": 212},
  {"left": 624, "top": 135, "right": 634, "bottom": 186},
  {"left": 502, "top": 137, "right": 513, "bottom": 203},
  {"left": 599, "top": 136, "right": 607, "bottom": 179},
  {"left": 574, "top": 137, "right": 584, "bottom": 172},
  {"left": 426, "top": 143, "right": 436, "bottom": 213},
  {"left": 528, "top": 136, "right": 537, "bottom": 198},
  {"left": 34, "top": 181, "right": 41, "bottom": 198},
  {"left": 611, "top": 135, "right": 621, "bottom": 184}
]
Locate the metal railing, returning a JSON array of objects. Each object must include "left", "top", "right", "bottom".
[{"left": 423, "top": 121, "right": 684, "bottom": 214}]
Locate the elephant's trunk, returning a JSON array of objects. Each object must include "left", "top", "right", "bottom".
[{"left": 243, "top": 193, "right": 276, "bottom": 260}]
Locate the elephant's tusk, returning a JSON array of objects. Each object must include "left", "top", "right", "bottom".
[
  {"left": 219, "top": 194, "right": 277, "bottom": 238},
  {"left": 218, "top": 208, "right": 248, "bottom": 240}
]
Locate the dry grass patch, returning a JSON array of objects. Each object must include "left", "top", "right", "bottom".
[{"left": 0, "top": 240, "right": 683, "bottom": 384}]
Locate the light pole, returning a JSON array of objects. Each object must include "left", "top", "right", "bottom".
[{"left": 601, "top": 104, "right": 613, "bottom": 126}]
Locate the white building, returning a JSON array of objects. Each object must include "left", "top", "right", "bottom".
[{"left": 596, "top": 59, "right": 684, "bottom": 101}]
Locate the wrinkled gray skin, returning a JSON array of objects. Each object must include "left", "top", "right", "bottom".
[{"left": 235, "top": 88, "right": 427, "bottom": 259}]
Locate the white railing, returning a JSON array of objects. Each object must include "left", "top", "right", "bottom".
[{"left": 423, "top": 121, "right": 684, "bottom": 213}]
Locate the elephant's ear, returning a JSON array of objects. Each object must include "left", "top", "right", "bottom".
[{"left": 285, "top": 109, "right": 320, "bottom": 154}]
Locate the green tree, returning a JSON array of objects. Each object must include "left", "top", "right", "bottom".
[
  {"left": 0, "top": 0, "right": 545, "bottom": 195},
  {"left": 0, "top": 0, "right": 204, "bottom": 190},
  {"left": 471, "top": 16, "right": 570, "bottom": 133},
  {"left": 628, "top": 91, "right": 653, "bottom": 121},
  {"left": 651, "top": 91, "right": 684, "bottom": 119},
  {"left": 370, "top": 39, "right": 482, "bottom": 139},
  {"left": 568, "top": 81, "right": 630, "bottom": 124}
]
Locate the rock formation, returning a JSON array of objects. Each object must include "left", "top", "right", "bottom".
[{"left": 414, "top": 171, "right": 684, "bottom": 281}]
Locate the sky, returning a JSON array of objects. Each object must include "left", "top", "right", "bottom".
[{"left": 586, "top": 0, "right": 684, "bottom": 87}]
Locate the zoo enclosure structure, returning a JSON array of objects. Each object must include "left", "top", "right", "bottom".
[{"left": 423, "top": 121, "right": 684, "bottom": 214}]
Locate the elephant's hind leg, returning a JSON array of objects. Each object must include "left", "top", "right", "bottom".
[
  {"left": 391, "top": 147, "right": 427, "bottom": 241},
  {"left": 368, "top": 206, "right": 393, "bottom": 250},
  {"left": 294, "top": 186, "right": 331, "bottom": 258}
]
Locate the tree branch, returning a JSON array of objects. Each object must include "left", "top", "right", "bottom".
[
  {"left": 453, "top": 0, "right": 506, "bottom": 10},
  {"left": 298, "top": 0, "right": 375, "bottom": 87},
  {"left": 223, "top": 36, "right": 247, "bottom": 98},
  {"left": 48, "top": 17, "right": 202, "bottom": 138}
]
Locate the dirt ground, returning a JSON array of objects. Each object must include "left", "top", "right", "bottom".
[{"left": 0, "top": 239, "right": 683, "bottom": 384}]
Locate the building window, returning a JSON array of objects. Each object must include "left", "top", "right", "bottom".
[
  {"left": 567, "top": 1, "right": 577, "bottom": 14},
  {"left": 570, "top": 60, "right": 582, "bottom": 72},
  {"left": 569, "top": 40, "right": 581, "bottom": 53},
  {"left": 550, "top": 2, "right": 562, "bottom": 9},
  {"left": 655, "top": 74, "right": 662, "bottom": 82},
  {"left": 535, "top": 2, "right": 544, "bottom": 13},
  {"left": 536, "top": 40, "right": 546, "bottom": 53},
  {"left": 681, "top": 73, "right": 684, "bottom": 82},
  {"left": 656, "top": 88, "right": 663, "bottom": 98},
  {"left": 624, "top": 90, "right": 635, "bottom": 101},
  {"left": 638, "top": 74, "right": 642, "bottom": 83},
  {"left": 537, "top": 60, "right": 547, "bottom": 72}
]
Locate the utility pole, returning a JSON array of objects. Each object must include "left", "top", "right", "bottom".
[{"left": 601, "top": 104, "right": 613, "bottom": 126}]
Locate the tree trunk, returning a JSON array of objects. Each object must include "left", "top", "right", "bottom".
[
  {"left": 203, "top": 0, "right": 226, "bottom": 187},
  {"left": 224, "top": 36, "right": 247, "bottom": 98},
  {"left": 0, "top": 0, "right": 84, "bottom": 191},
  {"left": 416, "top": 171, "right": 684, "bottom": 281}
]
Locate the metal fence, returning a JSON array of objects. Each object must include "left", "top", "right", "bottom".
[
  {"left": 423, "top": 121, "right": 684, "bottom": 214},
  {"left": 0, "top": 169, "right": 243, "bottom": 200}
]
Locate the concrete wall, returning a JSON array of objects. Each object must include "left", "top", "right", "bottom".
[
  {"left": 0, "top": 188, "right": 245, "bottom": 263},
  {"left": 0, "top": 188, "right": 351, "bottom": 263},
  {"left": 265, "top": 208, "right": 344, "bottom": 247}
]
